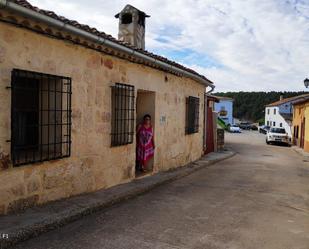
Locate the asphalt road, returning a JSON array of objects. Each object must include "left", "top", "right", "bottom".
[{"left": 12, "top": 131, "right": 309, "bottom": 249}]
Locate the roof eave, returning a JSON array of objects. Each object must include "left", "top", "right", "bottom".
[{"left": 1, "top": 0, "right": 214, "bottom": 90}]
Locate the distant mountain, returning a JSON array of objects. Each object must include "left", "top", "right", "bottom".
[{"left": 213, "top": 91, "right": 307, "bottom": 123}]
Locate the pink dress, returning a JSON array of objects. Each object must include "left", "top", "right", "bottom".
[{"left": 137, "top": 125, "right": 154, "bottom": 167}]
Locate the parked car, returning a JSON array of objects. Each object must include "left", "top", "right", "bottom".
[
  {"left": 259, "top": 125, "right": 270, "bottom": 134},
  {"left": 229, "top": 124, "right": 241, "bottom": 133},
  {"left": 266, "top": 128, "right": 291, "bottom": 146},
  {"left": 250, "top": 124, "right": 258, "bottom": 130},
  {"left": 239, "top": 122, "right": 251, "bottom": 130}
]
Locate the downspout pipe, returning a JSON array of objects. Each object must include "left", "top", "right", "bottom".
[
  {"left": 0, "top": 0, "right": 215, "bottom": 90},
  {"left": 206, "top": 85, "right": 215, "bottom": 94}
]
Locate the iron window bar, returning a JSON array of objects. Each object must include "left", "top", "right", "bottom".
[
  {"left": 11, "top": 69, "right": 72, "bottom": 166},
  {"left": 111, "top": 83, "right": 135, "bottom": 147},
  {"left": 185, "top": 96, "right": 200, "bottom": 134}
]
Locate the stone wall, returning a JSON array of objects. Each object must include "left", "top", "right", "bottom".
[
  {"left": 0, "top": 21, "right": 206, "bottom": 215},
  {"left": 217, "top": 129, "right": 225, "bottom": 150}
]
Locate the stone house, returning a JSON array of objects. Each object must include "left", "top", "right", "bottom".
[{"left": 0, "top": 1, "right": 214, "bottom": 215}]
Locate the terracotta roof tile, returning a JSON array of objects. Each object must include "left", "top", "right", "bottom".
[
  {"left": 266, "top": 94, "right": 309, "bottom": 107},
  {"left": 291, "top": 95, "right": 309, "bottom": 106},
  {"left": 206, "top": 95, "right": 220, "bottom": 102}
]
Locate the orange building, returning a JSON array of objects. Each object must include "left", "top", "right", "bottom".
[{"left": 292, "top": 96, "right": 309, "bottom": 152}]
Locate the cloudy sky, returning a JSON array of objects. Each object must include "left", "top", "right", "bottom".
[{"left": 30, "top": 0, "right": 309, "bottom": 92}]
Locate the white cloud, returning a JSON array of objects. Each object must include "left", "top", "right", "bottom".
[{"left": 29, "top": 0, "right": 309, "bottom": 92}]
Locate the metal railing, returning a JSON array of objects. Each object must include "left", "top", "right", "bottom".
[
  {"left": 11, "top": 69, "right": 72, "bottom": 166},
  {"left": 111, "top": 83, "right": 135, "bottom": 146}
]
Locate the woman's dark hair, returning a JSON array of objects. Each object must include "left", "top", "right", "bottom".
[{"left": 143, "top": 114, "right": 151, "bottom": 120}]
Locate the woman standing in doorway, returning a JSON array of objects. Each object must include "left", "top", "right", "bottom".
[{"left": 137, "top": 114, "right": 155, "bottom": 172}]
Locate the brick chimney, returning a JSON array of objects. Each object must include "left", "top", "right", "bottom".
[{"left": 115, "top": 5, "right": 150, "bottom": 50}]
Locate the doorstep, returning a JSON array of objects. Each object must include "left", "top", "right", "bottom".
[{"left": 0, "top": 149, "right": 235, "bottom": 249}]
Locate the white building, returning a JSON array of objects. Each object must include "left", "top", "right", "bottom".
[{"left": 265, "top": 94, "right": 309, "bottom": 138}]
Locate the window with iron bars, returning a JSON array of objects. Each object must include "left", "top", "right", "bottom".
[
  {"left": 185, "top": 96, "right": 200, "bottom": 134},
  {"left": 11, "top": 69, "right": 72, "bottom": 166},
  {"left": 111, "top": 83, "right": 135, "bottom": 146}
]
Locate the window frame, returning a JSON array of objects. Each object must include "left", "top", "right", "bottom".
[
  {"left": 11, "top": 69, "right": 72, "bottom": 167},
  {"left": 111, "top": 83, "right": 135, "bottom": 147},
  {"left": 185, "top": 96, "right": 200, "bottom": 135}
]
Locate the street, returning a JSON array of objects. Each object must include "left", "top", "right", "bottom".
[{"left": 12, "top": 131, "right": 309, "bottom": 249}]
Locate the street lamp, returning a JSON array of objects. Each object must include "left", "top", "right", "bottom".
[{"left": 304, "top": 78, "right": 309, "bottom": 88}]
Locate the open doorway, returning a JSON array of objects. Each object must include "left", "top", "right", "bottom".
[{"left": 136, "top": 90, "right": 156, "bottom": 177}]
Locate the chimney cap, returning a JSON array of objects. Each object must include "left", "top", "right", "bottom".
[{"left": 115, "top": 4, "right": 150, "bottom": 18}]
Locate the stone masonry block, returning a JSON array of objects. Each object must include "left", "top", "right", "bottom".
[
  {"left": 7, "top": 195, "right": 39, "bottom": 214},
  {"left": 104, "top": 58, "right": 113, "bottom": 69}
]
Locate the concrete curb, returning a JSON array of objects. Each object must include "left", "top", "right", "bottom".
[
  {"left": 291, "top": 146, "right": 309, "bottom": 161},
  {"left": 0, "top": 150, "right": 236, "bottom": 249}
]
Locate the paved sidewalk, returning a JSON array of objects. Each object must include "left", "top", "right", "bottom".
[
  {"left": 0, "top": 149, "right": 235, "bottom": 249},
  {"left": 291, "top": 146, "right": 309, "bottom": 162}
]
